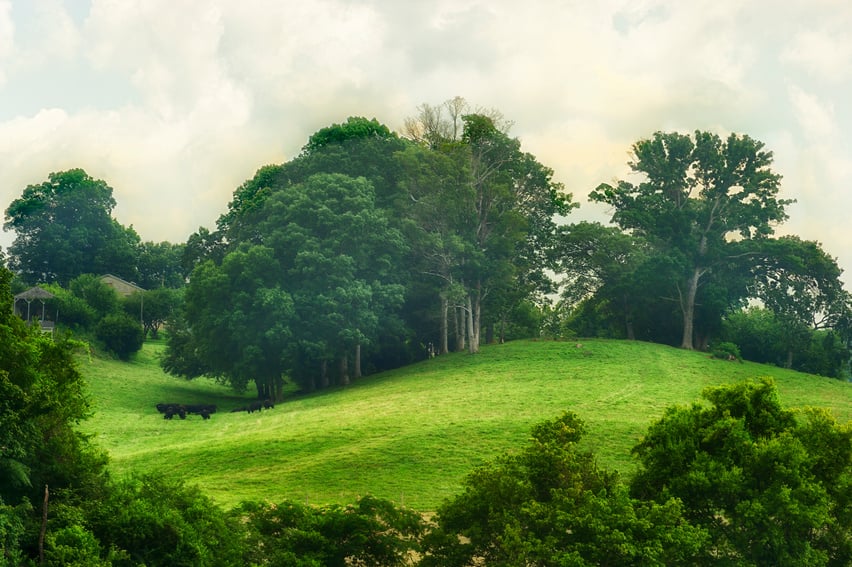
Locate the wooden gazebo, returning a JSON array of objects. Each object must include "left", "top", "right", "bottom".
[{"left": 14, "top": 286, "right": 56, "bottom": 334}]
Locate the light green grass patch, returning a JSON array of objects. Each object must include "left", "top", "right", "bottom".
[{"left": 78, "top": 338, "right": 851, "bottom": 511}]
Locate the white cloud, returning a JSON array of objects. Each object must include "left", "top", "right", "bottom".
[
  {"left": 788, "top": 84, "right": 837, "bottom": 142},
  {"left": 1, "top": 0, "right": 852, "bottom": 283},
  {"left": 0, "top": 0, "right": 13, "bottom": 85},
  {"left": 782, "top": 26, "right": 852, "bottom": 83}
]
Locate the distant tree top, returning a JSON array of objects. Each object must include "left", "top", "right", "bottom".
[{"left": 300, "top": 117, "right": 397, "bottom": 156}]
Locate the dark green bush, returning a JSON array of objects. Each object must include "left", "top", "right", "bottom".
[
  {"left": 95, "top": 313, "right": 144, "bottom": 360},
  {"left": 710, "top": 341, "right": 742, "bottom": 361},
  {"left": 421, "top": 412, "right": 706, "bottom": 566},
  {"left": 86, "top": 475, "right": 243, "bottom": 567},
  {"left": 233, "top": 495, "right": 424, "bottom": 566},
  {"left": 631, "top": 379, "right": 852, "bottom": 565}
]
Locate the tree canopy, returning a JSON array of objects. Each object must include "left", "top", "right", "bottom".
[
  {"left": 590, "top": 131, "right": 793, "bottom": 350},
  {"left": 631, "top": 379, "right": 851, "bottom": 565},
  {"left": 166, "top": 102, "right": 573, "bottom": 392},
  {"left": 4, "top": 169, "right": 141, "bottom": 286}
]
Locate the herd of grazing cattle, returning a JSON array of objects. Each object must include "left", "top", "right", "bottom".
[{"left": 155, "top": 399, "right": 275, "bottom": 420}]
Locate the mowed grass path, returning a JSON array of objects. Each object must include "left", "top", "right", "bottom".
[{"left": 79, "top": 339, "right": 852, "bottom": 511}]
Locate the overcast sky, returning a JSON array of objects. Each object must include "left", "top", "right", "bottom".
[{"left": 1, "top": 0, "right": 850, "bottom": 279}]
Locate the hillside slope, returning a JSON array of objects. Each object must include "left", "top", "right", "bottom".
[{"left": 79, "top": 339, "right": 851, "bottom": 510}]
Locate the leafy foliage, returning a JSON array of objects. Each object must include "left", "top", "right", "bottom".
[
  {"left": 121, "top": 288, "right": 180, "bottom": 339},
  {"left": 589, "top": 131, "right": 793, "bottom": 349},
  {"left": 233, "top": 495, "right": 424, "bottom": 566},
  {"left": 136, "top": 240, "right": 186, "bottom": 289},
  {"left": 69, "top": 274, "right": 120, "bottom": 320},
  {"left": 709, "top": 341, "right": 742, "bottom": 361},
  {"left": 722, "top": 307, "right": 850, "bottom": 378},
  {"left": 0, "top": 264, "right": 110, "bottom": 562},
  {"left": 179, "top": 244, "right": 295, "bottom": 397},
  {"left": 631, "top": 379, "right": 852, "bottom": 565},
  {"left": 4, "top": 169, "right": 141, "bottom": 286},
  {"left": 85, "top": 475, "right": 243, "bottom": 567},
  {"left": 422, "top": 412, "right": 707, "bottom": 565},
  {"left": 96, "top": 313, "right": 145, "bottom": 361}
]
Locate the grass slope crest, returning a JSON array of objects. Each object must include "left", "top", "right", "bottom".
[{"left": 80, "top": 338, "right": 852, "bottom": 510}]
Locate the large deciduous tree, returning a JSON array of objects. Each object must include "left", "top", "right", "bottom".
[
  {"left": 591, "top": 131, "right": 793, "bottom": 350},
  {"left": 4, "top": 169, "right": 141, "bottom": 286},
  {"left": 254, "top": 173, "right": 407, "bottom": 390},
  {"left": 136, "top": 241, "right": 186, "bottom": 289},
  {"left": 180, "top": 245, "right": 295, "bottom": 399},
  {"left": 552, "top": 221, "right": 653, "bottom": 340},
  {"left": 402, "top": 98, "right": 573, "bottom": 353},
  {"left": 750, "top": 235, "right": 852, "bottom": 368}
]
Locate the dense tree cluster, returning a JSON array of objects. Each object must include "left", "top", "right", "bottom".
[
  {"left": 3, "top": 102, "right": 849, "bottom": 380},
  {"left": 554, "top": 130, "right": 852, "bottom": 377},
  {"left": 164, "top": 104, "right": 572, "bottom": 395},
  {"left": 3, "top": 169, "right": 186, "bottom": 289}
]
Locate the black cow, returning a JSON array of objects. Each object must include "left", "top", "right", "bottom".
[
  {"left": 186, "top": 404, "right": 217, "bottom": 415},
  {"left": 162, "top": 407, "right": 186, "bottom": 419},
  {"left": 247, "top": 401, "right": 263, "bottom": 413},
  {"left": 263, "top": 399, "right": 275, "bottom": 409},
  {"left": 157, "top": 402, "right": 217, "bottom": 419}
]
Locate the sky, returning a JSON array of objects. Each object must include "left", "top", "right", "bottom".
[{"left": 1, "top": 0, "right": 851, "bottom": 279}]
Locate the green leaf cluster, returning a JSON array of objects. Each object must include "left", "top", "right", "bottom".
[
  {"left": 422, "top": 412, "right": 706, "bottom": 565},
  {"left": 632, "top": 379, "right": 851, "bottom": 565},
  {"left": 233, "top": 495, "right": 424, "bottom": 566}
]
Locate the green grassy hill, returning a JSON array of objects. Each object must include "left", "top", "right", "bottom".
[{"left": 79, "top": 338, "right": 851, "bottom": 511}]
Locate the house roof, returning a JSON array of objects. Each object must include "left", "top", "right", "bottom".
[
  {"left": 14, "top": 286, "right": 55, "bottom": 301},
  {"left": 100, "top": 273, "right": 145, "bottom": 292}
]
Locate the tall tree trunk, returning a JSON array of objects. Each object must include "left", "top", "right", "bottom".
[
  {"left": 680, "top": 267, "right": 701, "bottom": 350},
  {"left": 273, "top": 377, "right": 283, "bottom": 402},
  {"left": 354, "top": 343, "right": 362, "bottom": 379},
  {"left": 623, "top": 295, "right": 636, "bottom": 340},
  {"left": 455, "top": 305, "right": 465, "bottom": 351},
  {"left": 467, "top": 294, "right": 481, "bottom": 354},
  {"left": 39, "top": 485, "right": 48, "bottom": 566},
  {"left": 318, "top": 360, "right": 329, "bottom": 389},
  {"left": 339, "top": 355, "right": 349, "bottom": 386},
  {"left": 440, "top": 296, "right": 449, "bottom": 354}
]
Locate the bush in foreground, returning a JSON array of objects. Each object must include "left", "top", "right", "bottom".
[
  {"left": 420, "top": 412, "right": 706, "bottom": 565},
  {"left": 631, "top": 378, "right": 852, "bottom": 566},
  {"left": 232, "top": 495, "right": 425, "bottom": 566}
]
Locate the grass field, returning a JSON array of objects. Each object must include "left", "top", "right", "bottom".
[{"left": 78, "top": 338, "right": 852, "bottom": 511}]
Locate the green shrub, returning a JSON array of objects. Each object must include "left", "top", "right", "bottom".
[
  {"left": 421, "top": 412, "right": 706, "bottom": 565},
  {"left": 95, "top": 313, "right": 144, "bottom": 360},
  {"left": 710, "top": 341, "right": 742, "bottom": 361},
  {"left": 631, "top": 379, "right": 852, "bottom": 565},
  {"left": 69, "top": 274, "right": 119, "bottom": 319},
  {"left": 86, "top": 475, "right": 243, "bottom": 567},
  {"left": 233, "top": 495, "right": 424, "bottom": 566},
  {"left": 42, "top": 284, "right": 97, "bottom": 330},
  {"left": 0, "top": 500, "right": 29, "bottom": 567}
]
